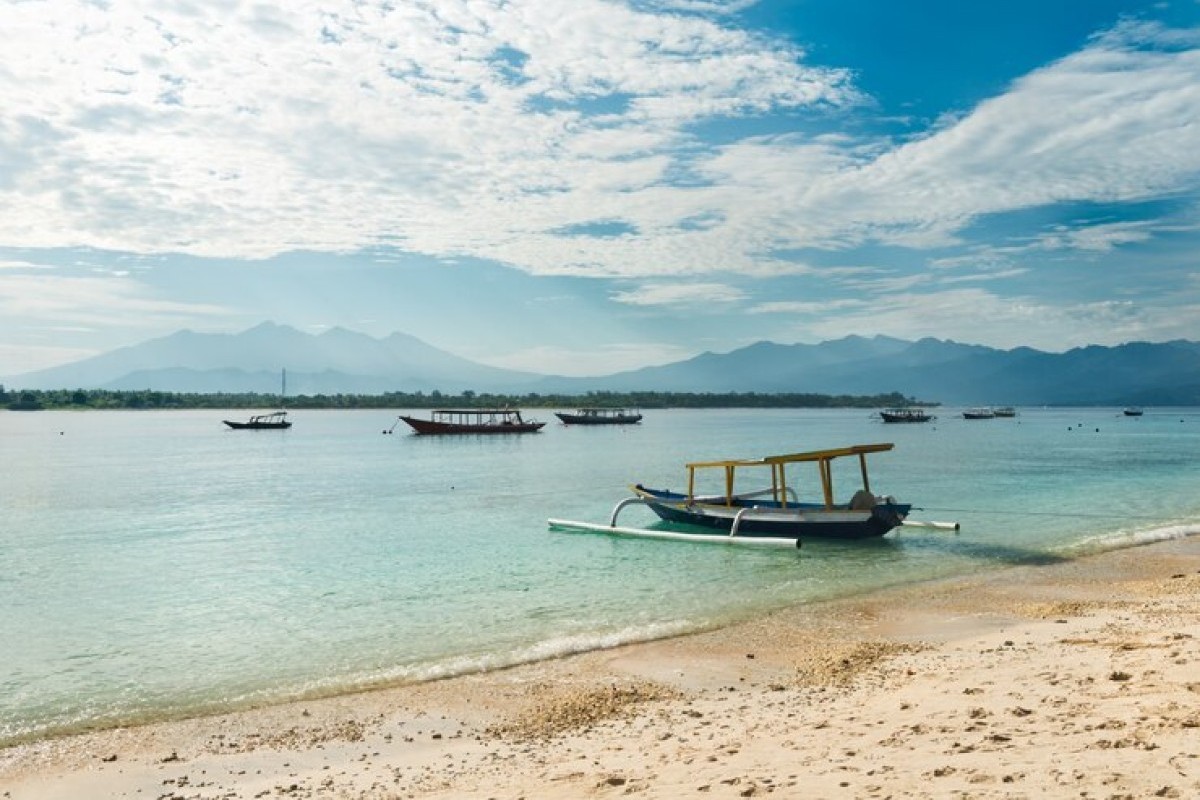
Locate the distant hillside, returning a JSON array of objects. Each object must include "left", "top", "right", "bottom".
[
  {"left": 4, "top": 324, "right": 1199, "bottom": 406},
  {"left": 530, "top": 336, "right": 1200, "bottom": 406},
  {"left": 5, "top": 322, "right": 545, "bottom": 395}
]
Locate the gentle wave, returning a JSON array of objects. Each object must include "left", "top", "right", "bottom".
[
  {"left": 1058, "top": 519, "right": 1200, "bottom": 556},
  {"left": 0, "top": 619, "right": 703, "bottom": 747}
]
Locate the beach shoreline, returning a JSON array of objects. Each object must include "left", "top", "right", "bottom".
[{"left": 3, "top": 534, "right": 1198, "bottom": 799}]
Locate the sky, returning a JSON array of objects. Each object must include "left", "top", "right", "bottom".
[{"left": 2, "top": 0, "right": 1200, "bottom": 378}]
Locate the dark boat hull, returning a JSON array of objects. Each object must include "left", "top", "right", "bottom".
[
  {"left": 555, "top": 412, "right": 642, "bottom": 425},
  {"left": 635, "top": 488, "right": 909, "bottom": 540},
  {"left": 223, "top": 420, "right": 291, "bottom": 429},
  {"left": 400, "top": 415, "right": 545, "bottom": 435},
  {"left": 880, "top": 411, "right": 932, "bottom": 423}
]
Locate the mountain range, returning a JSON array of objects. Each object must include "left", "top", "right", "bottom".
[{"left": 5, "top": 322, "right": 1200, "bottom": 406}]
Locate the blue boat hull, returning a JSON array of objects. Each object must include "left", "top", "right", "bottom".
[{"left": 635, "top": 488, "right": 910, "bottom": 540}]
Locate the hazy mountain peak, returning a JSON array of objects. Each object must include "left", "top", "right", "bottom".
[{"left": 4, "top": 324, "right": 1198, "bottom": 406}]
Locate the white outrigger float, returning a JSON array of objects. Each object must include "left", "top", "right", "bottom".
[{"left": 550, "top": 442, "right": 955, "bottom": 548}]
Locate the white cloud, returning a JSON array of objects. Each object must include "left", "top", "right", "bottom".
[
  {"left": 0, "top": 259, "right": 53, "bottom": 271},
  {"left": 611, "top": 281, "right": 747, "bottom": 306},
  {"left": 1035, "top": 220, "right": 1156, "bottom": 253},
  {"left": 800, "top": 21, "right": 1200, "bottom": 248},
  {"left": 796, "top": 287, "right": 1198, "bottom": 352},
  {"left": 748, "top": 298, "right": 868, "bottom": 315},
  {"left": 4, "top": 4, "right": 1196, "bottom": 282},
  {"left": 0, "top": 0, "right": 854, "bottom": 271},
  {"left": 0, "top": 272, "right": 228, "bottom": 326}
]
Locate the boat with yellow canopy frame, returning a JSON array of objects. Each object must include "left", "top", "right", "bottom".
[{"left": 549, "top": 442, "right": 947, "bottom": 547}]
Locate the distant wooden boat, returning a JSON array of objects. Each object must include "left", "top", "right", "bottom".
[
  {"left": 993, "top": 406, "right": 1017, "bottom": 418},
  {"left": 224, "top": 369, "right": 291, "bottom": 430},
  {"left": 399, "top": 408, "right": 545, "bottom": 435},
  {"left": 962, "top": 407, "right": 995, "bottom": 420},
  {"left": 879, "top": 407, "right": 934, "bottom": 423},
  {"left": 223, "top": 411, "right": 291, "bottom": 430},
  {"left": 1123, "top": 407, "right": 1144, "bottom": 417},
  {"left": 555, "top": 407, "right": 642, "bottom": 425}
]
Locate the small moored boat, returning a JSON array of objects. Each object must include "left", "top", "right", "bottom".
[
  {"left": 879, "top": 407, "right": 934, "bottom": 423},
  {"left": 993, "top": 406, "right": 1017, "bottom": 418},
  {"left": 1123, "top": 407, "right": 1144, "bottom": 417},
  {"left": 962, "top": 407, "right": 995, "bottom": 420},
  {"left": 555, "top": 407, "right": 643, "bottom": 425},
  {"left": 549, "top": 443, "right": 943, "bottom": 546},
  {"left": 224, "top": 369, "right": 291, "bottom": 430},
  {"left": 223, "top": 410, "right": 291, "bottom": 430},
  {"left": 399, "top": 408, "right": 545, "bottom": 435}
]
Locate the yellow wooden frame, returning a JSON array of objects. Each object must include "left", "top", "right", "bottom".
[{"left": 683, "top": 443, "right": 893, "bottom": 510}]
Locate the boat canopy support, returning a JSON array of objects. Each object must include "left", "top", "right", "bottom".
[{"left": 683, "top": 443, "right": 893, "bottom": 511}]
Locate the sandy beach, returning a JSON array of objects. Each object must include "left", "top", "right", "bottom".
[{"left": 3, "top": 535, "right": 1198, "bottom": 799}]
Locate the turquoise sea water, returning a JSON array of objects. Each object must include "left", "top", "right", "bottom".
[{"left": 2, "top": 406, "right": 1199, "bottom": 745}]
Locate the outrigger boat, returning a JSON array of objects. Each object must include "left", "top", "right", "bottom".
[
  {"left": 399, "top": 408, "right": 545, "bottom": 435},
  {"left": 549, "top": 443, "right": 953, "bottom": 548},
  {"left": 554, "top": 407, "right": 643, "bottom": 425}
]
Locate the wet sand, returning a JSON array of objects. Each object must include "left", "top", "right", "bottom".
[{"left": 3, "top": 535, "right": 1198, "bottom": 799}]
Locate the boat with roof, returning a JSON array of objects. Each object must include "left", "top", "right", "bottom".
[
  {"left": 223, "top": 410, "right": 291, "bottom": 430},
  {"left": 962, "top": 407, "right": 995, "bottom": 419},
  {"left": 879, "top": 407, "right": 934, "bottom": 423},
  {"left": 398, "top": 408, "right": 545, "bottom": 434},
  {"left": 554, "top": 407, "right": 643, "bottom": 425},
  {"left": 224, "top": 369, "right": 292, "bottom": 430},
  {"left": 548, "top": 443, "right": 949, "bottom": 548}
]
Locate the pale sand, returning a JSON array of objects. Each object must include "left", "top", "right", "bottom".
[{"left": 3, "top": 536, "right": 1198, "bottom": 799}]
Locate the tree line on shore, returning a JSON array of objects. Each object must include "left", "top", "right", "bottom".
[{"left": 1, "top": 386, "right": 929, "bottom": 411}]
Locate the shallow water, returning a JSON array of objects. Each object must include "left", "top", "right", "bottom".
[{"left": 2, "top": 406, "right": 1198, "bottom": 744}]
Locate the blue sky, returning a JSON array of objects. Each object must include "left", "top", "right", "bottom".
[{"left": 2, "top": 0, "right": 1199, "bottom": 378}]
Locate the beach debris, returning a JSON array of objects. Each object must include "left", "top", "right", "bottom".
[
  {"left": 204, "top": 719, "right": 369, "bottom": 754},
  {"left": 486, "top": 681, "right": 680, "bottom": 741},
  {"left": 793, "top": 640, "right": 925, "bottom": 687}
]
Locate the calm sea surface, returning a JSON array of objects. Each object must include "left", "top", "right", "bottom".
[{"left": 2, "top": 407, "right": 1199, "bottom": 744}]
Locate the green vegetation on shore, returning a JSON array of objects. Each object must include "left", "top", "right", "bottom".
[{"left": 0, "top": 386, "right": 931, "bottom": 411}]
